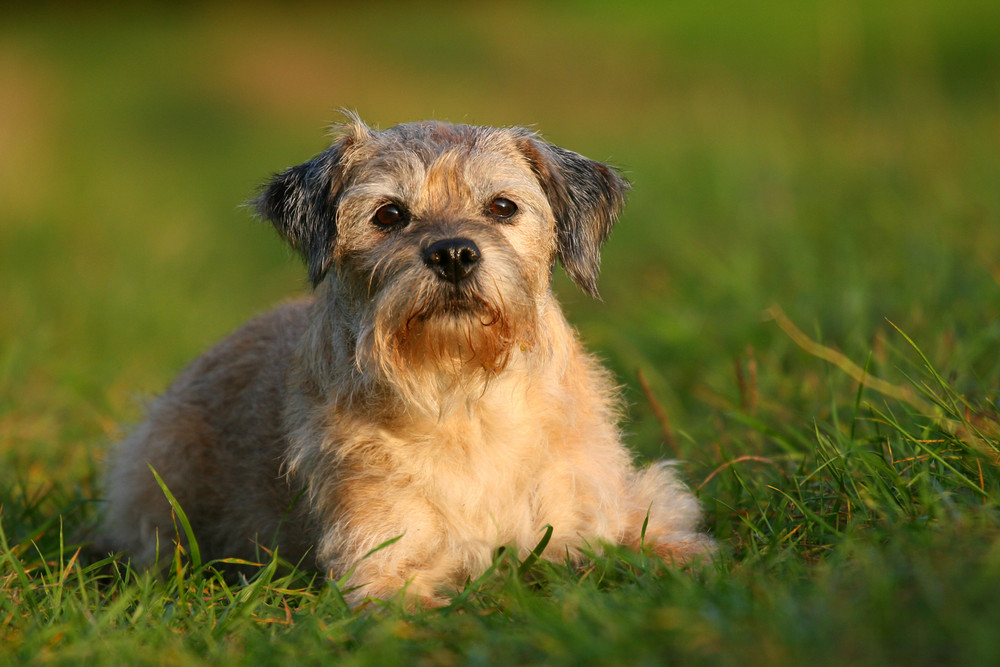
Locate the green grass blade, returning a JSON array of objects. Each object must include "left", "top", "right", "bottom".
[
  {"left": 519, "top": 524, "right": 554, "bottom": 577},
  {"left": 148, "top": 465, "right": 202, "bottom": 570}
]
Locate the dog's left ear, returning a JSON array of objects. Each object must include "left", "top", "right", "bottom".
[
  {"left": 520, "top": 137, "right": 630, "bottom": 299},
  {"left": 252, "top": 136, "right": 351, "bottom": 286}
]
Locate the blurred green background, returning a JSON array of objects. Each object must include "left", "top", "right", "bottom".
[{"left": 2, "top": 1, "right": 999, "bottom": 488}]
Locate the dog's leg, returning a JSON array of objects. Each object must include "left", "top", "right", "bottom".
[
  {"left": 621, "top": 463, "right": 715, "bottom": 564},
  {"left": 315, "top": 482, "right": 462, "bottom": 608}
]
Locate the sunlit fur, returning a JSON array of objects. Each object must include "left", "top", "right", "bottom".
[{"left": 96, "top": 115, "right": 713, "bottom": 606}]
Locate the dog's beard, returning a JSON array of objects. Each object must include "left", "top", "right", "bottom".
[
  {"left": 357, "top": 262, "right": 537, "bottom": 414},
  {"left": 388, "top": 292, "right": 512, "bottom": 370}
]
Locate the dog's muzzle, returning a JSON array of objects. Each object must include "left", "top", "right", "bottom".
[{"left": 422, "top": 238, "right": 481, "bottom": 285}]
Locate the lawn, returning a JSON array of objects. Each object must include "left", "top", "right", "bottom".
[{"left": 2, "top": 2, "right": 1000, "bottom": 664}]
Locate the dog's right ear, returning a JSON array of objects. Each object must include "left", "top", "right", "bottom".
[{"left": 252, "top": 137, "right": 351, "bottom": 287}]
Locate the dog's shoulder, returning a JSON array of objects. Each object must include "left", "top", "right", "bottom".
[
  {"left": 164, "top": 297, "right": 314, "bottom": 402},
  {"left": 208, "top": 296, "right": 312, "bottom": 355},
  {"left": 240, "top": 297, "right": 314, "bottom": 346}
]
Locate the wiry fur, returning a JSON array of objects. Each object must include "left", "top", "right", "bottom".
[{"left": 96, "top": 115, "right": 713, "bottom": 606}]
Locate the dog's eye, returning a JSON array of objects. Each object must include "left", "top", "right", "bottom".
[
  {"left": 373, "top": 203, "right": 407, "bottom": 228},
  {"left": 487, "top": 197, "right": 518, "bottom": 219}
]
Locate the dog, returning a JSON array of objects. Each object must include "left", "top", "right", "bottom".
[{"left": 95, "top": 114, "right": 713, "bottom": 606}]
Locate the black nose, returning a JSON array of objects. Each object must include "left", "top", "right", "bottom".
[{"left": 422, "top": 238, "right": 481, "bottom": 285}]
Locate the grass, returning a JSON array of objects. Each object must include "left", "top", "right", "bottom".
[{"left": 2, "top": 1, "right": 1000, "bottom": 664}]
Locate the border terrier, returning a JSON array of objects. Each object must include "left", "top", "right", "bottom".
[{"left": 96, "top": 115, "right": 713, "bottom": 605}]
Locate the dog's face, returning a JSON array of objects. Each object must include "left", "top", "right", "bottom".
[{"left": 254, "top": 117, "right": 628, "bottom": 390}]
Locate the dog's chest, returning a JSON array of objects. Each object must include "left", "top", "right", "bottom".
[{"left": 394, "top": 395, "right": 549, "bottom": 541}]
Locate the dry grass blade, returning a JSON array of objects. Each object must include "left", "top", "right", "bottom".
[
  {"left": 765, "top": 304, "right": 935, "bottom": 414},
  {"left": 697, "top": 455, "right": 781, "bottom": 491},
  {"left": 636, "top": 367, "right": 679, "bottom": 455}
]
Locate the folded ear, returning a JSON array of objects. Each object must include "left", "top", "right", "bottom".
[
  {"left": 251, "top": 136, "right": 352, "bottom": 286},
  {"left": 519, "top": 136, "right": 630, "bottom": 299}
]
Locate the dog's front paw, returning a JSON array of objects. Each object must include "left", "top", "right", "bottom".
[
  {"left": 650, "top": 533, "right": 716, "bottom": 566},
  {"left": 345, "top": 573, "right": 451, "bottom": 611}
]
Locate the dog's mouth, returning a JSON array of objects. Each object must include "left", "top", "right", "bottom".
[
  {"left": 367, "top": 267, "right": 537, "bottom": 387},
  {"left": 419, "top": 290, "right": 501, "bottom": 325}
]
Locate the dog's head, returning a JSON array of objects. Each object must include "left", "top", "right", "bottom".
[{"left": 254, "top": 114, "right": 628, "bottom": 388}]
